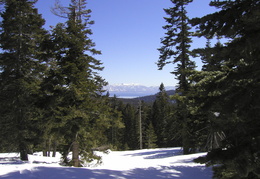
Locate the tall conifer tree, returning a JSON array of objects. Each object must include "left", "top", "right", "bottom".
[
  {"left": 151, "top": 83, "right": 172, "bottom": 147},
  {"left": 145, "top": 122, "right": 158, "bottom": 149},
  {"left": 122, "top": 104, "right": 139, "bottom": 150},
  {"left": 158, "top": 0, "right": 195, "bottom": 154},
  {"left": 0, "top": 0, "right": 48, "bottom": 160},
  {"left": 192, "top": 0, "right": 260, "bottom": 177},
  {"left": 42, "top": 0, "right": 107, "bottom": 167}
]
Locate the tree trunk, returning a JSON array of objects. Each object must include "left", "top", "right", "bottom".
[
  {"left": 182, "top": 120, "right": 190, "bottom": 155},
  {"left": 72, "top": 141, "right": 80, "bottom": 167},
  {"left": 52, "top": 141, "right": 57, "bottom": 157},
  {"left": 19, "top": 142, "right": 28, "bottom": 161},
  {"left": 139, "top": 100, "right": 142, "bottom": 149},
  {"left": 20, "top": 150, "right": 28, "bottom": 161},
  {"left": 42, "top": 140, "right": 47, "bottom": 156},
  {"left": 47, "top": 138, "right": 51, "bottom": 157}
]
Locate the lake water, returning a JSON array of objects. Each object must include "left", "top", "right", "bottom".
[{"left": 108, "top": 92, "right": 152, "bottom": 99}]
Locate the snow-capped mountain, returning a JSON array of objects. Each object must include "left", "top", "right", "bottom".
[{"left": 103, "top": 83, "right": 175, "bottom": 98}]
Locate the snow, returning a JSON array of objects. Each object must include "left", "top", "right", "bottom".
[{"left": 0, "top": 147, "right": 212, "bottom": 179}]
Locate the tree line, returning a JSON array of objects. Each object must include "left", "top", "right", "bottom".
[
  {"left": 157, "top": 0, "right": 260, "bottom": 178},
  {"left": 106, "top": 83, "right": 181, "bottom": 151},
  {"left": 0, "top": 0, "right": 259, "bottom": 178}
]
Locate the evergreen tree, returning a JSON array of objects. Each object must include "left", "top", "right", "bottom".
[
  {"left": 122, "top": 103, "right": 139, "bottom": 150},
  {"left": 191, "top": 0, "right": 260, "bottom": 178},
  {"left": 158, "top": 0, "right": 196, "bottom": 154},
  {"left": 145, "top": 122, "right": 158, "bottom": 149},
  {"left": 151, "top": 83, "right": 172, "bottom": 147},
  {"left": 191, "top": 39, "right": 227, "bottom": 152},
  {"left": 138, "top": 100, "right": 151, "bottom": 149},
  {"left": 104, "top": 96, "right": 125, "bottom": 150},
  {"left": 193, "top": 38, "right": 224, "bottom": 72},
  {"left": 0, "top": 0, "right": 48, "bottom": 160},
  {"left": 41, "top": 0, "right": 108, "bottom": 167}
]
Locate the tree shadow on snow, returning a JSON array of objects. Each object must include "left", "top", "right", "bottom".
[
  {"left": 0, "top": 157, "right": 24, "bottom": 165},
  {"left": 123, "top": 148, "right": 183, "bottom": 160},
  {"left": 1, "top": 165, "right": 212, "bottom": 179}
]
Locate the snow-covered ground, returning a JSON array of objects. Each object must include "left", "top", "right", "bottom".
[{"left": 0, "top": 147, "right": 212, "bottom": 179}]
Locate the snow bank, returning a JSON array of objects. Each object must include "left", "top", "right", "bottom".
[{"left": 0, "top": 147, "right": 212, "bottom": 179}]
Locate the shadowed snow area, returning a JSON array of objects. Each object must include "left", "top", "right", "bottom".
[{"left": 0, "top": 147, "right": 212, "bottom": 179}]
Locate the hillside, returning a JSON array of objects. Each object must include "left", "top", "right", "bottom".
[{"left": 117, "top": 90, "right": 175, "bottom": 106}]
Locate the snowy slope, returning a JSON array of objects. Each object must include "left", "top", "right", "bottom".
[{"left": 0, "top": 147, "right": 212, "bottom": 179}]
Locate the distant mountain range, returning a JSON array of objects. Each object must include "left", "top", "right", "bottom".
[
  {"left": 104, "top": 83, "right": 175, "bottom": 98},
  {"left": 117, "top": 90, "right": 176, "bottom": 106}
]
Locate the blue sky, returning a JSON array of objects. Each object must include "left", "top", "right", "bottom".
[{"left": 35, "top": 0, "right": 217, "bottom": 87}]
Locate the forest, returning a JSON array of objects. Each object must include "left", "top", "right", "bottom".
[{"left": 0, "top": 0, "right": 259, "bottom": 178}]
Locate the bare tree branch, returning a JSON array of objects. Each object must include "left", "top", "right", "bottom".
[{"left": 51, "top": 0, "right": 69, "bottom": 18}]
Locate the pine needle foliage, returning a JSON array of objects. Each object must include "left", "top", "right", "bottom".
[
  {"left": 0, "top": 0, "right": 48, "bottom": 160},
  {"left": 191, "top": 0, "right": 260, "bottom": 178},
  {"left": 40, "top": 0, "right": 109, "bottom": 167},
  {"left": 158, "top": 0, "right": 196, "bottom": 154}
]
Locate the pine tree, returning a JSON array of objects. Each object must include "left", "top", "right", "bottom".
[
  {"left": 158, "top": 0, "right": 196, "bottom": 154},
  {"left": 145, "top": 122, "right": 158, "bottom": 149},
  {"left": 145, "top": 122, "right": 157, "bottom": 149},
  {"left": 103, "top": 96, "right": 124, "bottom": 150},
  {"left": 0, "top": 0, "right": 48, "bottom": 160},
  {"left": 122, "top": 104, "right": 139, "bottom": 150},
  {"left": 137, "top": 100, "right": 152, "bottom": 149},
  {"left": 193, "top": 38, "right": 224, "bottom": 72},
  {"left": 191, "top": 38, "right": 227, "bottom": 152},
  {"left": 151, "top": 83, "right": 172, "bottom": 147},
  {"left": 191, "top": 0, "right": 260, "bottom": 178},
  {"left": 41, "top": 0, "right": 108, "bottom": 167}
]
